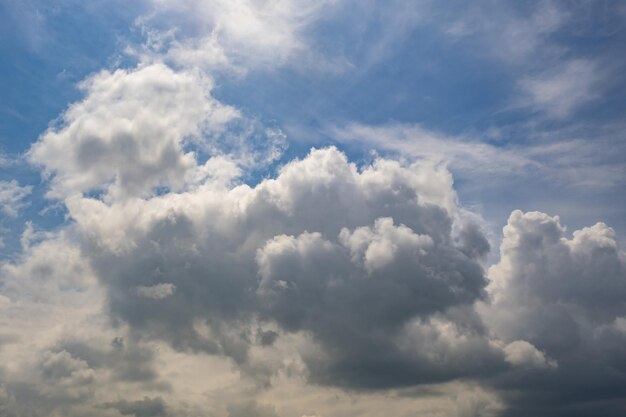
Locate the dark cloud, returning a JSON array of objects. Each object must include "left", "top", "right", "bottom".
[
  {"left": 227, "top": 401, "right": 280, "bottom": 417},
  {"left": 483, "top": 210, "right": 626, "bottom": 416},
  {"left": 102, "top": 397, "right": 168, "bottom": 417},
  {"left": 70, "top": 147, "right": 501, "bottom": 389},
  {"left": 58, "top": 338, "right": 163, "bottom": 385}
]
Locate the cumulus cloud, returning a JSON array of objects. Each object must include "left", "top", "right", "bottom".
[
  {"left": 7, "top": 140, "right": 626, "bottom": 416},
  {"left": 28, "top": 63, "right": 238, "bottom": 200},
  {"left": 38, "top": 350, "right": 96, "bottom": 401},
  {"left": 53, "top": 146, "right": 511, "bottom": 390},
  {"left": 481, "top": 210, "right": 626, "bottom": 415},
  {"left": 28, "top": 62, "right": 287, "bottom": 201}
]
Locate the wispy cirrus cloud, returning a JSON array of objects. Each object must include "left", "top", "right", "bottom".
[
  {"left": 517, "top": 59, "right": 601, "bottom": 119},
  {"left": 332, "top": 121, "right": 626, "bottom": 190},
  {"left": 331, "top": 122, "right": 535, "bottom": 176}
]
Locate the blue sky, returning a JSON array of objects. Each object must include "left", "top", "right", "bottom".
[{"left": 1, "top": 1, "right": 626, "bottom": 416}]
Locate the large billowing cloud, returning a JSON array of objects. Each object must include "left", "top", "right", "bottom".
[
  {"left": 481, "top": 210, "right": 626, "bottom": 416},
  {"left": 2, "top": 140, "right": 513, "bottom": 416},
  {"left": 6, "top": 139, "right": 626, "bottom": 416},
  {"left": 66, "top": 145, "right": 510, "bottom": 386}
]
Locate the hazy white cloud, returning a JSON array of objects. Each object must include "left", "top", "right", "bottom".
[
  {"left": 333, "top": 121, "right": 626, "bottom": 191},
  {"left": 442, "top": 0, "right": 567, "bottom": 65},
  {"left": 137, "top": 0, "right": 339, "bottom": 73},
  {"left": 0, "top": 180, "right": 32, "bottom": 217},
  {"left": 518, "top": 59, "right": 600, "bottom": 119},
  {"left": 332, "top": 122, "right": 535, "bottom": 176}
]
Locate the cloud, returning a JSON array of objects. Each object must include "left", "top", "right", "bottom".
[
  {"left": 5, "top": 146, "right": 626, "bottom": 415},
  {"left": 332, "top": 122, "right": 535, "bottom": 176},
  {"left": 518, "top": 59, "right": 600, "bottom": 119},
  {"left": 28, "top": 63, "right": 239, "bottom": 200},
  {"left": 441, "top": 0, "right": 567, "bottom": 65},
  {"left": 5, "top": 2, "right": 626, "bottom": 415},
  {"left": 0, "top": 233, "right": 180, "bottom": 416},
  {"left": 101, "top": 396, "right": 167, "bottom": 417},
  {"left": 137, "top": 0, "right": 339, "bottom": 73},
  {"left": 137, "top": 283, "right": 176, "bottom": 299},
  {"left": 57, "top": 146, "right": 513, "bottom": 390},
  {"left": 332, "top": 121, "right": 626, "bottom": 191},
  {"left": 28, "top": 62, "right": 287, "bottom": 201},
  {"left": 503, "top": 340, "right": 556, "bottom": 369},
  {"left": 38, "top": 350, "right": 96, "bottom": 401},
  {"left": 481, "top": 210, "right": 626, "bottom": 415},
  {"left": 0, "top": 180, "right": 32, "bottom": 217}
]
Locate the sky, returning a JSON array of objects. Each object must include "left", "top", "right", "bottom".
[{"left": 0, "top": 1, "right": 625, "bottom": 416}]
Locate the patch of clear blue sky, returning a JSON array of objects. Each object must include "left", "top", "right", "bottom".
[{"left": 1, "top": 0, "right": 625, "bottom": 258}]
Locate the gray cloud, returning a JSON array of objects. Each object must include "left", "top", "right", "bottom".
[
  {"left": 481, "top": 210, "right": 626, "bottom": 416},
  {"left": 4, "top": 146, "right": 626, "bottom": 416},
  {"left": 61, "top": 146, "right": 508, "bottom": 391},
  {"left": 102, "top": 397, "right": 167, "bottom": 417}
]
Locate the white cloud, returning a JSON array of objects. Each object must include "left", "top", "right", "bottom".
[
  {"left": 503, "top": 340, "right": 556, "bottom": 369},
  {"left": 443, "top": 0, "right": 567, "bottom": 65},
  {"left": 332, "top": 122, "right": 536, "bottom": 176},
  {"left": 137, "top": 283, "right": 176, "bottom": 299},
  {"left": 139, "top": 0, "right": 339, "bottom": 73},
  {"left": 332, "top": 121, "right": 626, "bottom": 191},
  {"left": 28, "top": 63, "right": 239, "bottom": 201},
  {"left": 339, "top": 217, "right": 433, "bottom": 273},
  {"left": 0, "top": 180, "right": 32, "bottom": 217},
  {"left": 28, "top": 63, "right": 286, "bottom": 202},
  {"left": 518, "top": 59, "right": 600, "bottom": 119}
]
